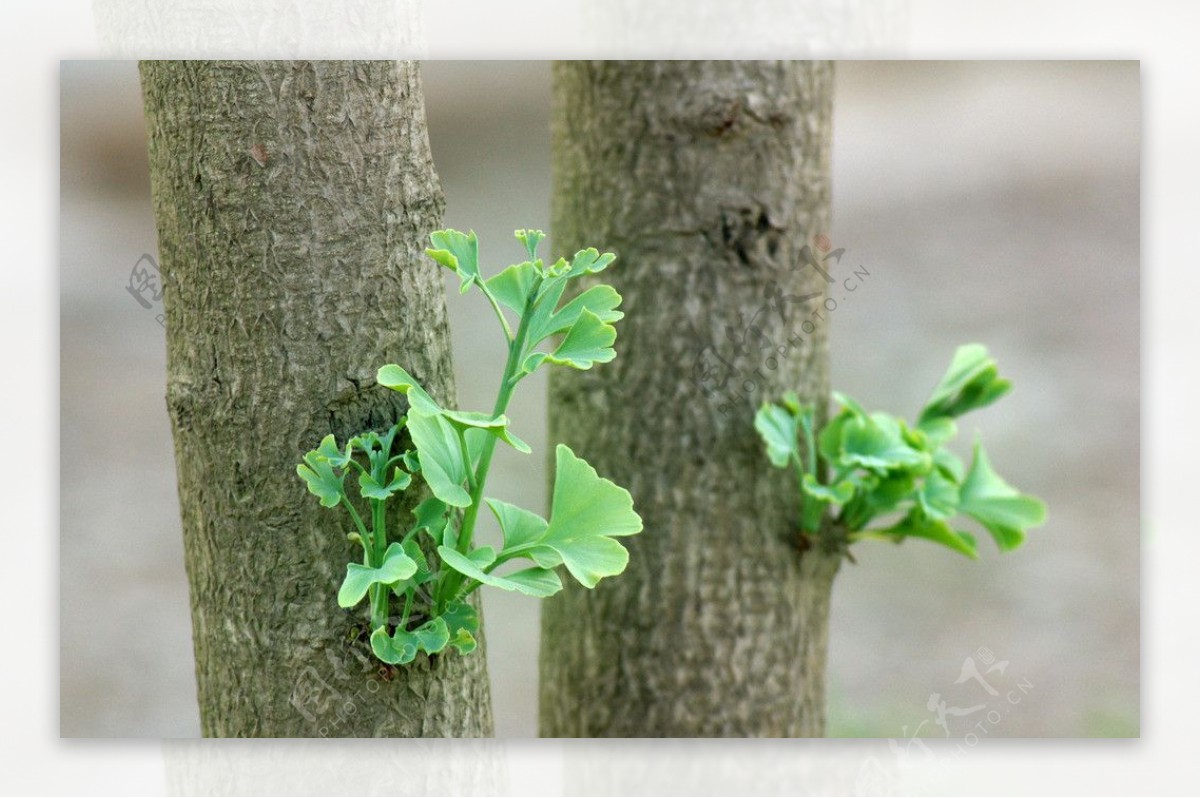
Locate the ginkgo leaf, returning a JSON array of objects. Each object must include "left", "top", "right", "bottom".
[
  {"left": 426, "top": 229, "right": 481, "bottom": 294},
  {"left": 485, "top": 261, "right": 540, "bottom": 314},
  {"left": 861, "top": 470, "right": 917, "bottom": 515},
  {"left": 358, "top": 466, "right": 412, "bottom": 500},
  {"left": 755, "top": 402, "right": 801, "bottom": 468},
  {"left": 411, "top": 616, "right": 450, "bottom": 655},
  {"left": 564, "top": 247, "right": 616, "bottom": 278},
  {"left": 916, "top": 467, "right": 960, "bottom": 520},
  {"left": 528, "top": 285, "right": 624, "bottom": 343},
  {"left": 957, "top": 441, "right": 1046, "bottom": 551},
  {"left": 802, "top": 473, "right": 854, "bottom": 505},
  {"left": 514, "top": 228, "right": 546, "bottom": 259},
  {"left": 400, "top": 538, "right": 433, "bottom": 587},
  {"left": 486, "top": 498, "right": 550, "bottom": 550},
  {"left": 371, "top": 627, "right": 418, "bottom": 665},
  {"left": 297, "top": 453, "right": 344, "bottom": 508},
  {"left": 932, "top": 447, "right": 965, "bottom": 482},
  {"left": 918, "top": 344, "right": 1012, "bottom": 424},
  {"left": 337, "top": 543, "right": 418, "bottom": 608},
  {"left": 440, "top": 409, "right": 532, "bottom": 454},
  {"left": 438, "top": 546, "right": 563, "bottom": 598},
  {"left": 377, "top": 364, "right": 443, "bottom": 416},
  {"left": 916, "top": 415, "right": 958, "bottom": 447},
  {"left": 817, "top": 407, "right": 854, "bottom": 465},
  {"left": 526, "top": 309, "right": 617, "bottom": 372},
  {"left": 875, "top": 510, "right": 979, "bottom": 559},
  {"left": 315, "top": 435, "right": 354, "bottom": 468},
  {"left": 839, "top": 414, "right": 930, "bottom": 473},
  {"left": 378, "top": 364, "right": 530, "bottom": 454},
  {"left": 407, "top": 497, "right": 449, "bottom": 544},
  {"left": 406, "top": 413, "right": 472, "bottom": 507},
  {"left": 530, "top": 445, "right": 642, "bottom": 588},
  {"left": 441, "top": 601, "right": 480, "bottom": 655}
]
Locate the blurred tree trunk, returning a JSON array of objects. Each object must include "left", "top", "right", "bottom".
[
  {"left": 540, "top": 60, "right": 840, "bottom": 737},
  {"left": 140, "top": 60, "right": 493, "bottom": 737}
]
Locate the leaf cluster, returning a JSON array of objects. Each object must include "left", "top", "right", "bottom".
[
  {"left": 755, "top": 344, "right": 1046, "bottom": 558},
  {"left": 298, "top": 230, "right": 642, "bottom": 665}
]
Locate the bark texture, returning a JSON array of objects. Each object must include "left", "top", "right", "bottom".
[
  {"left": 140, "top": 60, "right": 493, "bottom": 737},
  {"left": 540, "top": 61, "right": 841, "bottom": 737}
]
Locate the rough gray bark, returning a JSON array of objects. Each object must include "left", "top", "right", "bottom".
[
  {"left": 140, "top": 60, "right": 492, "bottom": 737},
  {"left": 540, "top": 61, "right": 840, "bottom": 737}
]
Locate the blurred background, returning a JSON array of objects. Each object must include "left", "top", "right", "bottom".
[{"left": 60, "top": 60, "right": 1139, "bottom": 738}]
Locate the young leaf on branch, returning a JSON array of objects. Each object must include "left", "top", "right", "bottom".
[
  {"left": 298, "top": 228, "right": 642, "bottom": 666},
  {"left": 755, "top": 343, "right": 1046, "bottom": 560}
]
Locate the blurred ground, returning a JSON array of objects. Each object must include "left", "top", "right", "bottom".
[{"left": 60, "top": 60, "right": 1139, "bottom": 737}]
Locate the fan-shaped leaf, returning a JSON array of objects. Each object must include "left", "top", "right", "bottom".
[
  {"left": 337, "top": 543, "right": 418, "bottom": 608},
  {"left": 427, "top": 229, "right": 480, "bottom": 294}
]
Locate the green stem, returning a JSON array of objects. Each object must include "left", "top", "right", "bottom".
[
  {"left": 399, "top": 590, "right": 413, "bottom": 629},
  {"left": 341, "top": 499, "right": 370, "bottom": 549},
  {"left": 438, "top": 278, "right": 542, "bottom": 608},
  {"left": 799, "top": 414, "right": 817, "bottom": 476},
  {"left": 455, "top": 278, "right": 540, "bottom": 556},
  {"left": 793, "top": 453, "right": 822, "bottom": 535},
  {"left": 478, "top": 283, "right": 514, "bottom": 341},
  {"left": 369, "top": 499, "right": 388, "bottom": 630}
]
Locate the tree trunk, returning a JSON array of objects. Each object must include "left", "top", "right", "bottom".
[
  {"left": 540, "top": 60, "right": 840, "bottom": 737},
  {"left": 140, "top": 60, "right": 493, "bottom": 737}
]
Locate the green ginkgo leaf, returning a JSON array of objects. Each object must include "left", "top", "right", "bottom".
[
  {"left": 370, "top": 626, "right": 418, "bottom": 665},
  {"left": 802, "top": 473, "right": 854, "bottom": 505},
  {"left": 426, "top": 228, "right": 481, "bottom": 294},
  {"left": 377, "top": 364, "right": 443, "bottom": 416},
  {"left": 839, "top": 414, "right": 930, "bottom": 473},
  {"left": 916, "top": 467, "right": 960, "bottom": 520},
  {"left": 411, "top": 616, "right": 450, "bottom": 655},
  {"left": 918, "top": 344, "right": 1012, "bottom": 424},
  {"left": 755, "top": 402, "right": 801, "bottom": 468},
  {"left": 405, "top": 413, "right": 472, "bottom": 508},
  {"left": 297, "top": 453, "right": 344, "bottom": 508},
  {"left": 400, "top": 538, "right": 434, "bottom": 587},
  {"left": 526, "top": 309, "right": 617, "bottom": 372},
  {"left": 515, "top": 228, "right": 546, "bottom": 259},
  {"left": 440, "top": 409, "right": 532, "bottom": 454},
  {"left": 486, "top": 498, "right": 549, "bottom": 550},
  {"left": 485, "top": 261, "right": 540, "bottom": 315},
  {"left": 530, "top": 445, "right": 642, "bottom": 588},
  {"left": 861, "top": 470, "right": 917, "bottom": 516},
  {"left": 378, "top": 365, "right": 530, "bottom": 455},
  {"left": 337, "top": 543, "right": 418, "bottom": 608},
  {"left": 407, "top": 497, "right": 449, "bottom": 544},
  {"left": 563, "top": 247, "right": 616, "bottom": 279},
  {"left": 958, "top": 441, "right": 1046, "bottom": 551},
  {"left": 932, "top": 447, "right": 966, "bottom": 482},
  {"left": 358, "top": 466, "right": 412, "bottom": 500},
  {"left": 528, "top": 284, "right": 624, "bottom": 343},
  {"left": 916, "top": 415, "right": 958, "bottom": 447},
  {"left": 315, "top": 434, "right": 354, "bottom": 468},
  {"left": 438, "top": 546, "right": 563, "bottom": 598},
  {"left": 876, "top": 510, "right": 979, "bottom": 559},
  {"left": 441, "top": 601, "right": 480, "bottom": 655}
]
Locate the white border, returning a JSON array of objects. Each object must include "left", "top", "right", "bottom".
[{"left": 13, "top": 0, "right": 1196, "bottom": 794}]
